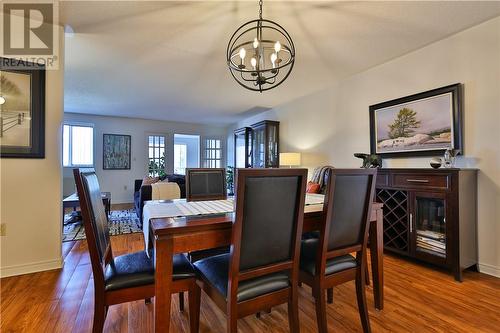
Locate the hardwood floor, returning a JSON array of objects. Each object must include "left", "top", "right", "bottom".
[{"left": 1, "top": 232, "right": 499, "bottom": 332}]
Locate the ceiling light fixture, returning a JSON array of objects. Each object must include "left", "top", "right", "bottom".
[{"left": 226, "top": 0, "right": 295, "bottom": 92}]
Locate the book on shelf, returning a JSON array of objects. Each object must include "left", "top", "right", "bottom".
[{"left": 416, "top": 229, "right": 445, "bottom": 241}]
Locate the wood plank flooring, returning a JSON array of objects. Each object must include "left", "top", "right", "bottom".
[{"left": 2, "top": 232, "right": 499, "bottom": 332}]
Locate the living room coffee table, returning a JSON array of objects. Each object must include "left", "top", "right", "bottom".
[{"left": 63, "top": 192, "right": 111, "bottom": 223}]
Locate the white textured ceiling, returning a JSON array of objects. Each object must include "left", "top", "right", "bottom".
[{"left": 61, "top": 1, "right": 500, "bottom": 124}]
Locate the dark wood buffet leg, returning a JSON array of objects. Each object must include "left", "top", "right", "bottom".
[
  {"left": 453, "top": 266, "right": 463, "bottom": 282},
  {"left": 370, "top": 208, "right": 384, "bottom": 310},
  {"left": 154, "top": 235, "right": 173, "bottom": 332}
]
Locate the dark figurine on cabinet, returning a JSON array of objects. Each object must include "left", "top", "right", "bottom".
[{"left": 354, "top": 153, "right": 382, "bottom": 168}]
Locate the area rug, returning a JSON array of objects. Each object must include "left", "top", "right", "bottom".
[{"left": 63, "top": 209, "right": 142, "bottom": 242}]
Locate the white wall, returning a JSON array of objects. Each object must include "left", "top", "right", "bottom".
[
  {"left": 63, "top": 113, "right": 227, "bottom": 203},
  {"left": 228, "top": 17, "right": 500, "bottom": 277},
  {"left": 0, "top": 27, "right": 65, "bottom": 278}
]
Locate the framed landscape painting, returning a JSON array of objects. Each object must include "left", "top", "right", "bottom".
[
  {"left": 103, "top": 134, "right": 131, "bottom": 170},
  {"left": 0, "top": 58, "right": 45, "bottom": 158},
  {"left": 370, "top": 84, "right": 462, "bottom": 157}
]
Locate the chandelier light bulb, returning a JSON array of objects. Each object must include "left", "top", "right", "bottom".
[
  {"left": 253, "top": 37, "right": 259, "bottom": 49},
  {"left": 239, "top": 48, "right": 246, "bottom": 60},
  {"left": 0, "top": 96, "right": 5, "bottom": 105},
  {"left": 274, "top": 41, "right": 281, "bottom": 53},
  {"left": 251, "top": 57, "right": 257, "bottom": 69},
  {"left": 270, "top": 52, "right": 277, "bottom": 67}
]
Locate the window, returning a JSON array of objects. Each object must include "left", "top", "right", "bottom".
[
  {"left": 174, "top": 134, "right": 200, "bottom": 175},
  {"left": 148, "top": 135, "right": 166, "bottom": 176},
  {"left": 63, "top": 124, "right": 94, "bottom": 167},
  {"left": 203, "top": 138, "right": 222, "bottom": 168},
  {"left": 174, "top": 143, "right": 187, "bottom": 174}
]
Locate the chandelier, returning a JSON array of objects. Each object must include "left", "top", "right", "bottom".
[{"left": 226, "top": 0, "right": 295, "bottom": 92}]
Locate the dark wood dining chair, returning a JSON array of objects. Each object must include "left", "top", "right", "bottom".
[
  {"left": 185, "top": 168, "right": 227, "bottom": 201},
  {"left": 185, "top": 167, "right": 229, "bottom": 263},
  {"left": 73, "top": 168, "right": 201, "bottom": 333},
  {"left": 193, "top": 168, "right": 308, "bottom": 333},
  {"left": 299, "top": 168, "right": 377, "bottom": 333}
]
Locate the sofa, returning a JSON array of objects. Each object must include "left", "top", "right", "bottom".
[{"left": 134, "top": 174, "right": 186, "bottom": 219}]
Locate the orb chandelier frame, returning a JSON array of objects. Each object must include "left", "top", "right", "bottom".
[{"left": 226, "top": 0, "right": 295, "bottom": 92}]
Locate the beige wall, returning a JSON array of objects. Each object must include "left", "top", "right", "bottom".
[
  {"left": 0, "top": 27, "right": 65, "bottom": 278},
  {"left": 63, "top": 113, "right": 227, "bottom": 203},
  {"left": 228, "top": 17, "right": 500, "bottom": 276}
]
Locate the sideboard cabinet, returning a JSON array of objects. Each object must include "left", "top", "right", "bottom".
[{"left": 375, "top": 168, "right": 477, "bottom": 281}]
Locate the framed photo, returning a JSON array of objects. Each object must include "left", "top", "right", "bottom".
[
  {"left": 103, "top": 134, "right": 131, "bottom": 170},
  {"left": 370, "top": 84, "right": 463, "bottom": 157},
  {"left": 0, "top": 58, "right": 45, "bottom": 158}
]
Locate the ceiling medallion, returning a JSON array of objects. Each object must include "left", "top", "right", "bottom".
[{"left": 226, "top": 0, "right": 295, "bottom": 92}]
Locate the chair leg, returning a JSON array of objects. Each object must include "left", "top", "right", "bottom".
[
  {"left": 327, "top": 288, "right": 333, "bottom": 304},
  {"left": 92, "top": 299, "right": 106, "bottom": 333},
  {"left": 288, "top": 287, "right": 300, "bottom": 333},
  {"left": 179, "top": 292, "right": 185, "bottom": 312},
  {"left": 227, "top": 315, "right": 238, "bottom": 333},
  {"left": 188, "top": 284, "right": 201, "bottom": 333},
  {"left": 313, "top": 288, "right": 328, "bottom": 333},
  {"left": 356, "top": 270, "right": 372, "bottom": 333},
  {"left": 365, "top": 255, "right": 370, "bottom": 286}
]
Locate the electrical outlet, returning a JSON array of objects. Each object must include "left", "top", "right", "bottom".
[{"left": 0, "top": 223, "right": 6, "bottom": 236}]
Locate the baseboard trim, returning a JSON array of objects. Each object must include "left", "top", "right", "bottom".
[
  {"left": 478, "top": 263, "right": 500, "bottom": 278},
  {"left": 0, "top": 257, "right": 63, "bottom": 278}
]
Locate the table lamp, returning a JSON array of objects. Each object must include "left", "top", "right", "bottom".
[{"left": 280, "top": 152, "right": 301, "bottom": 168}]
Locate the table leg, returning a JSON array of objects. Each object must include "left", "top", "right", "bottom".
[
  {"left": 369, "top": 208, "right": 384, "bottom": 310},
  {"left": 154, "top": 235, "right": 173, "bottom": 332}
]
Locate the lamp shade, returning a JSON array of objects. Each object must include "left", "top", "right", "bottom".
[{"left": 280, "top": 152, "right": 301, "bottom": 166}]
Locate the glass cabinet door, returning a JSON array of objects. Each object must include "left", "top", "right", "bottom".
[
  {"left": 266, "top": 122, "right": 279, "bottom": 168},
  {"left": 413, "top": 193, "right": 447, "bottom": 259},
  {"left": 252, "top": 126, "right": 265, "bottom": 168},
  {"left": 234, "top": 127, "right": 251, "bottom": 168}
]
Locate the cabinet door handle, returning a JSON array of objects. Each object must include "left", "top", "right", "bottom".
[
  {"left": 409, "top": 214, "right": 413, "bottom": 233},
  {"left": 406, "top": 179, "right": 430, "bottom": 183}
]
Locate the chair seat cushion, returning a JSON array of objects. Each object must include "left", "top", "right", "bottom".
[
  {"left": 187, "top": 246, "right": 230, "bottom": 262},
  {"left": 300, "top": 237, "right": 357, "bottom": 276},
  {"left": 193, "top": 254, "right": 290, "bottom": 302},
  {"left": 104, "top": 251, "right": 196, "bottom": 291}
]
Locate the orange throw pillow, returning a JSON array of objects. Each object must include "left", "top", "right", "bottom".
[{"left": 306, "top": 181, "right": 320, "bottom": 194}]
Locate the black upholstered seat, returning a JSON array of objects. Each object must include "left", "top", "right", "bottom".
[
  {"left": 300, "top": 237, "right": 357, "bottom": 276},
  {"left": 193, "top": 253, "right": 290, "bottom": 302},
  {"left": 104, "top": 251, "right": 196, "bottom": 291}
]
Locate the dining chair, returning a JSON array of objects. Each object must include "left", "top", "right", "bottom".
[
  {"left": 73, "top": 168, "right": 201, "bottom": 333},
  {"left": 193, "top": 168, "right": 308, "bottom": 333},
  {"left": 185, "top": 167, "right": 230, "bottom": 262},
  {"left": 185, "top": 168, "right": 227, "bottom": 201},
  {"left": 299, "top": 168, "right": 377, "bottom": 333}
]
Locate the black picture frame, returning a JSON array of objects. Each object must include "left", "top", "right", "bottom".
[
  {"left": 102, "top": 134, "right": 131, "bottom": 170},
  {"left": 0, "top": 57, "right": 45, "bottom": 158},
  {"left": 369, "top": 83, "right": 463, "bottom": 158}
]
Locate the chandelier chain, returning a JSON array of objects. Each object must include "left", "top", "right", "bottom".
[{"left": 259, "top": 0, "right": 263, "bottom": 19}]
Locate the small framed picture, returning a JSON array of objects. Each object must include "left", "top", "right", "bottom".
[
  {"left": 370, "top": 84, "right": 463, "bottom": 157},
  {"left": 103, "top": 134, "right": 131, "bottom": 170},
  {"left": 0, "top": 58, "right": 45, "bottom": 158}
]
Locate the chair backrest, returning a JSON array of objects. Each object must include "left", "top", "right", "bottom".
[
  {"left": 185, "top": 168, "right": 227, "bottom": 201},
  {"left": 73, "top": 168, "right": 112, "bottom": 287},
  {"left": 229, "top": 168, "right": 307, "bottom": 293},
  {"left": 319, "top": 169, "right": 377, "bottom": 263}
]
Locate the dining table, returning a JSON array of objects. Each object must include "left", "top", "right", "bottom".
[{"left": 143, "top": 194, "right": 384, "bottom": 332}]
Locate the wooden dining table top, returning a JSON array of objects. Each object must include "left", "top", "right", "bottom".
[{"left": 148, "top": 198, "right": 382, "bottom": 237}]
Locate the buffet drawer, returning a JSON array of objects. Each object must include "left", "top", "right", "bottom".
[{"left": 392, "top": 173, "right": 450, "bottom": 190}]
